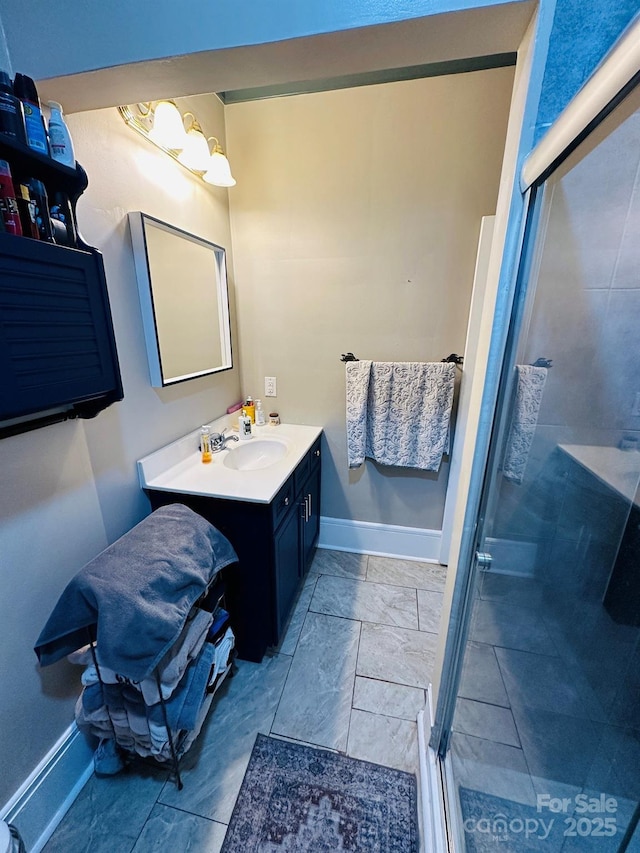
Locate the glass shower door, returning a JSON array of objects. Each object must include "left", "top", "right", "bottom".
[{"left": 441, "top": 80, "right": 640, "bottom": 852}]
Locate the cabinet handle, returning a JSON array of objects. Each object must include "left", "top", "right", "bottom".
[
  {"left": 307, "top": 493, "right": 312, "bottom": 518},
  {"left": 314, "top": 449, "right": 320, "bottom": 457},
  {"left": 283, "top": 496, "right": 289, "bottom": 507}
]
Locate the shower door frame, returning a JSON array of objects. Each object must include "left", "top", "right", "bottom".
[{"left": 429, "top": 15, "right": 640, "bottom": 852}]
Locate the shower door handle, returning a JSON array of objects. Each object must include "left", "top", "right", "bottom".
[{"left": 475, "top": 551, "right": 493, "bottom": 571}]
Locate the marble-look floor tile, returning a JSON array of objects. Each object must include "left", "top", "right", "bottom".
[
  {"left": 131, "top": 804, "right": 227, "bottom": 852},
  {"left": 42, "top": 766, "right": 167, "bottom": 853},
  {"left": 417, "top": 588, "right": 444, "bottom": 633},
  {"left": 511, "top": 703, "right": 605, "bottom": 789},
  {"left": 352, "top": 676, "right": 426, "bottom": 721},
  {"left": 458, "top": 641, "right": 510, "bottom": 708},
  {"left": 309, "top": 549, "right": 368, "bottom": 579},
  {"left": 367, "top": 556, "right": 447, "bottom": 591},
  {"left": 470, "top": 598, "right": 558, "bottom": 656},
  {"left": 347, "top": 708, "right": 418, "bottom": 774},
  {"left": 310, "top": 574, "right": 418, "bottom": 628},
  {"left": 452, "top": 698, "right": 520, "bottom": 747},
  {"left": 450, "top": 732, "right": 537, "bottom": 807},
  {"left": 495, "top": 647, "right": 601, "bottom": 720},
  {"left": 357, "top": 622, "right": 436, "bottom": 689},
  {"left": 158, "top": 654, "right": 291, "bottom": 824},
  {"left": 278, "top": 574, "right": 318, "bottom": 655},
  {"left": 272, "top": 611, "right": 360, "bottom": 751}
]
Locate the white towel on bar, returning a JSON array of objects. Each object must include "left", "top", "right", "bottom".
[
  {"left": 346, "top": 360, "right": 456, "bottom": 470},
  {"left": 502, "top": 364, "right": 548, "bottom": 484}
]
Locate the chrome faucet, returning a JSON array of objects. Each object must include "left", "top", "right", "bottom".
[{"left": 210, "top": 428, "right": 239, "bottom": 452}]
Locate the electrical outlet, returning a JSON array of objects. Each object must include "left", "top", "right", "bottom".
[
  {"left": 265, "top": 376, "right": 277, "bottom": 397},
  {"left": 633, "top": 392, "right": 640, "bottom": 417}
]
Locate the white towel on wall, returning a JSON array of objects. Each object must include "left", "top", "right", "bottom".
[
  {"left": 502, "top": 364, "right": 548, "bottom": 484},
  {"left": 346, "top": 360, "right": 455, "bottom": 471}
]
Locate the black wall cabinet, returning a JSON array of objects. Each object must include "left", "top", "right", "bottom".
[{"left": 0, "top": 132, "right": 123, "bottom": 437}]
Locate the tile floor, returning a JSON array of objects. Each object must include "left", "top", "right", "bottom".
[
  {"left": 450, "top": 570, "right": 640, "bottom": 851},
  {"left": 42, "top": 549, "right": 446, "bottom": 852}
]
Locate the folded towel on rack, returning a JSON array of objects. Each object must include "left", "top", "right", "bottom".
[
  {"left": 346, "top": 361, "right": 456, "bottom": 470},
  {"left": 502, "top": 364, "right": 548, "bottom": 484},
  {"left": 35, "top": 504, "right": 237, "bottom": 681}
]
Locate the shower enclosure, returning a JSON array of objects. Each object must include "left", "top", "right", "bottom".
[{"left": 431, "top": 28, "right": 640, "bottom": 853}]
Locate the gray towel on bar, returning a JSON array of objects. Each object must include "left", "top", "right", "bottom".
[
  {"left": 346, "top": 360, "right": 455, "bottom": 470},
  {"left": 502, "top": 365, "right": 548, "bottom": 484},
  {"left": 34, "top": 504, "right": 237, "bottom": 681}
]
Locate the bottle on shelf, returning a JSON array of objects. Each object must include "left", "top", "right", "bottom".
[
  {"left": 0, "top": 160, "right": 22, "bottom": 235},
  {"left": 15, "top": 183, "right": 39, "bottom": 239},
  {"left": 47, "top": 101, "right": 75, "bottom": 167},
  {"left": 13, "top": 74, "right": 49, "bottom": 155},
  {"left": 24, "top": 178, "right": 54, "bottom": 242},
  {"left": 0, "top": 71, "right": 25, "bottom": 144},
  {"left": 49, "top": 191, "right": 77, "bottom": 247}
]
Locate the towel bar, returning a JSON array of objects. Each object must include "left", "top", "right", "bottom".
[{"left": 340, "top": 352, "right": 464, "bottom": 365}]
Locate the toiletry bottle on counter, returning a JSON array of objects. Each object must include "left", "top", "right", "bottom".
[
  {"left": 13, "top": 74, "right": 48, "bottom": 154},
  {"left": 255, "top": 399, "right": 265, "bottom": 426},
  {"left": 239, "top": 412, "right": 252, "bottom": 440},
  {"left": 47, "top": 101, "right": 75, "bottom": 167},
  {"left": 200, "top": 426, "right": 212, "bottom": 463},
  {"left": 244, "top": 396, "right": 255, "bottom": 424}
]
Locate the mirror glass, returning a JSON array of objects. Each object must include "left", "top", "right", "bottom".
[{"left": 129, "top": 212, "right": 232, "bottom": 386}]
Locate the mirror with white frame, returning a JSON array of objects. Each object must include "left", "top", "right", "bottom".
[{"left": 129, "top": 212, "right": 233, "bottom": 387}]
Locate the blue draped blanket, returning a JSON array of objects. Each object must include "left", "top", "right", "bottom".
[{"left": 34, "top": 504, "right": 237, "bottom": 681}]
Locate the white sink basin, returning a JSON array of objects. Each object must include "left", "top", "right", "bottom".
[
  {"left": 223, "top": 439, "right": 289, "bottom": 471},
  {"left": 138, "top": 421, "right": 322, "bottom": 504}
]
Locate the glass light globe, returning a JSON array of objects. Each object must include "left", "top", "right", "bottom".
[
  {"left": 148, "top": 101, "right": 186, "bottom": 150},
  {"left": 203, "top": 151, "right": 237, "bottom": 186}
]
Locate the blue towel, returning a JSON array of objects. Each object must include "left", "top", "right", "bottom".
[
  {"left": 346, "top": 361, "right": 455, "bottom": 470},
  {"left": 34, "top": 504, "right": 237, "bottom": 681},
  {"left": 149, "top": 640, "right": 216, "bottom": 731}
]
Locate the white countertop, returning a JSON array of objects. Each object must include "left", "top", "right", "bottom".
[
  {"left": 558, "top": 444, "right": 640, "bottom": 506},
  {"left": 137, "top": 416, "right": 323, "bottom": 504}
]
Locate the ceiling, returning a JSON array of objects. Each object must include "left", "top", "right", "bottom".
[{"left": 36, "top": 2, "right": 536, "bottom": 113}]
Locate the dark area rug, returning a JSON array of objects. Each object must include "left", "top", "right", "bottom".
[{"left": 221, "top": 733, "right": 418, "bottom": 852}]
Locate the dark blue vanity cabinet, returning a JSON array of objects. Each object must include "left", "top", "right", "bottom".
[
  {"left": 146, "top": 435, "right": 322, "bottom": 663},
  {"left": 0, "top": 134, "right": 123, "bottom": 436}
]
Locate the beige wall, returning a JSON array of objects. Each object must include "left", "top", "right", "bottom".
[
  {"left": 0, "top": 97, "right": 240, "bottom": 805},
  {"left": 226, "top": 68, "right": 515, "bottom": 529}
]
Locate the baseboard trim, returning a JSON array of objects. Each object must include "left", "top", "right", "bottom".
[
  {"left": 319, "top": 516, "right": 442, "bottom": 563},
  {"left": 417, "top": 686, "right": 448, "bottom": 853},
  {"left": 1, "top": 723, "right": 94, "bottom": 853}
]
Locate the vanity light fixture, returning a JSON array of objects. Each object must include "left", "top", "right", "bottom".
[{"left": 117, "top": 101, "right": 236, "bottom": 187}]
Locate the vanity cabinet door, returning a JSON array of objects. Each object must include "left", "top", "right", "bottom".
[
  {"left": 300, "top": 465, "right": 321, "bottom": 574},
  {"left": 273, "top": 500, "right": 301, "bottom": 639}
]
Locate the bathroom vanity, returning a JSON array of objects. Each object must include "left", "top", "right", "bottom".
[{"left": 138, "top": 422, "right": 322, "bottom": 661}]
